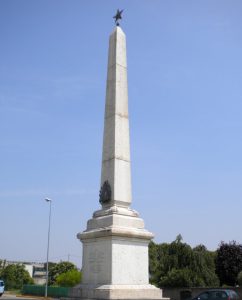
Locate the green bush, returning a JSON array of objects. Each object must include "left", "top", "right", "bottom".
[
  {"left": 56, "top": 269, "right": 82, "bottom": 287},
  {"left": 48, "top": 261, "right": 77, "bottom": 285}
]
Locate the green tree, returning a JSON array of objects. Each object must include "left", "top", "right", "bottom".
[
  {"left": 48, "top": 261, "right": 77, "bottom": 286},
  {"left": 159, "top": 268, "right": 194, "bottom": 287},
  {"left": 149, "top": 241, "right": 159, "bottom": 284},
  {"left": 237, "top": 271, "right": 242, "bottom": 286},
  {"left": 1, "top": 264, "right": 33, "bottom": 290},
  {"left": 192, "top": 245, "right": 219, "bottom": 287},
  {"left": 149, "top": 236, "right": 219, "bottom": 288},
  {"left": 0, "top": 260, "right": 6, "bottom": 270},
  {"left": 0, "top": 260, "right": 6, "bottom": 278},
  {"left": 56, "top": 269, "right": 82, "bottom": 287},
  {"left": 216, "top": 241, "right": 242, "bottom": 286}
]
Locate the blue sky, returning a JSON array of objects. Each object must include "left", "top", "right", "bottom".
[{"left": 0, "top": 1, "right": 241, "bottom": 268}]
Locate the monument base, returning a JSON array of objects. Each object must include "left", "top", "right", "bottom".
[
  {"left": 68, "top": 284, "right": 168, "bottom": 300},
  {"left": 72, "top": 206, "right": 168, "bottom": 300}
]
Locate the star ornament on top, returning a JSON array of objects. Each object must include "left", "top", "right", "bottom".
[{"left": 113, "top": 9, "right": 124, "bottom": 26}]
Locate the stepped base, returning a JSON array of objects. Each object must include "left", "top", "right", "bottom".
[{"left": 68, "top": 284, "right": 168, "bottom": 300}]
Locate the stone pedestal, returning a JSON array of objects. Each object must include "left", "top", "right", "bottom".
[{"left": 73, "top": 206, "right": 165, "bottom": 299}]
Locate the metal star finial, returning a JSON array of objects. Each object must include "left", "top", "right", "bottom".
[{"left": 113, "top": 9, "right": 123, "bottom": 26}]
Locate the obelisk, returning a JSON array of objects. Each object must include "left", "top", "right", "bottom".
[
  {"left": 100, "top": 24, "right": 131, "bottom": 210},
  {"left": 74, "top": 17, "right": 166, "bottom": 300}
]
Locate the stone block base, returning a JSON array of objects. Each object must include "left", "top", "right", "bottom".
[{"left": 68, "top": 284, "right": 168, "bottom": 300}]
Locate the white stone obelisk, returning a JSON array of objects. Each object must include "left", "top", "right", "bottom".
[
  {"left": 74, "top": 26, "right": 166, "bottom": 300},
  {"left": 100, "top": 26, "right": 131, "bottom": 209}
]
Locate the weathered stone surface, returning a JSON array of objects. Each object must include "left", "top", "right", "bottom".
[{"left": 79, "top": 237, "right": 149, "bottom": 286}]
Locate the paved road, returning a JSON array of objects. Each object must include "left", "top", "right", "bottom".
[
  {"left": 2, "top": 296, "right": 24, "bottom": 300},
  {"left": 1, "top": 294, "right": 50, "bottom": 300},
  {"left": 2, "top": 295, "right": 34, "bottom": 300}
]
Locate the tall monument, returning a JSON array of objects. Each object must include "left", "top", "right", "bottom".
[{"left": 75, "top": 13, "right": 166, "bottom": 300}]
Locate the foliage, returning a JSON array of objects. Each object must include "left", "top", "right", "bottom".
[
  {"left": 1, "top": 264, "right": 33, "bottom": 290},
  {"left": 192, "top": 244, "right": 219, "bottom": 287},
  {"left": 56, "top": 269, "right": 82, "bottom": 287},
  {"left": 0, "top": 260, "right": 6, "bottom": 271},
  {"left": 237, "top": 271, "right": 242, "bottom": 286},
  {"left": 215, "top": 241, "right": 242, "bottom": 286},
  {"left": 149, "top": 241, "right": 159, "bottom": 279},
  {"left": 48, "top": 261, "right": 77, "bottom": 286},
  {"left": 149, "top": 235, "right": 219, "bottom": 288},
  {"left": 159, "top": 268, "right": 194, "bottom": 287}
]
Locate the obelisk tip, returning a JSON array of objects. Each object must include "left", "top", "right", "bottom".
[{"left": 111, "top": 25, "right": 125, "bottom": 36}]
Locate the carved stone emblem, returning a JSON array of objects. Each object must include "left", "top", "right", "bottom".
[{"left": 99, "top": 181, "right": 111, "bottom": 204}]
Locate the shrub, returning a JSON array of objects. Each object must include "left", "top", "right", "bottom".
[{"left": 55, "top": 269, "right": 82, "bottom": 287}]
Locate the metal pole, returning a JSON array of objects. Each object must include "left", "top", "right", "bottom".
[{"left": 45, "top": 198, "right": 52, "bottom": 298}]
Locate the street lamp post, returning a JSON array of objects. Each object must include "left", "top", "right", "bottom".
[{"left": 45, "top": 198, "right": 52, "bottom": 298}]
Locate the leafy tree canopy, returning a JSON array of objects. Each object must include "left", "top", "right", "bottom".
[
  {"left": 149, "top": 235, "right": 219, "bottom": 288},
  {"left": 0, "top": 260, "right": 6, "bottom": 272},
  {"left": 1, "top": 264, "right": 33, "bottom": 290},
  {"left": 216, "top": 241, "right": 242, "bottom": 286},
  {"left": 56, "top": 269, "right": 82, "bottom": 287},
  {"left": 237, "top": 271, "right": 242, "bottom": 286},
  {"left": 48, "top": 261, "right": 77, "bottom": 286}
]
